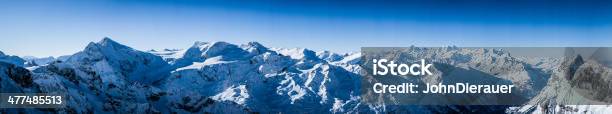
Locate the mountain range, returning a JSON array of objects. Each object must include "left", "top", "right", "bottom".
[{"left": 1, "top": 38, "right": 611, "bottom": 113}]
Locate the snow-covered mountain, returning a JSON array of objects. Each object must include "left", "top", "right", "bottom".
[
  {"left": 0, "top": 51, "right": 25, "bottom": 67},
  {"left": 22, "top": 56, "right": 57, "bottom": 67},
  {"left": 1, "top": 38, "right": 611, "bottom": 113},
  {"left": 510, "top": 48, "right": 612, "bottom": 114}
]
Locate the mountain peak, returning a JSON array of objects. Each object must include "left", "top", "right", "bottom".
[
  {"left": 98, "top": 37, "right": 124, "bottom": 47},
  {"left": 75, "top": 38, "right": 149, "bottom": 63},
  {"left": 246, "top": 42, "right": 264, "bottom": 47},
  {"left": 274, "top": 48, "right": 320, "bottom": 61},
  {"left": 82, "top": 37, "right": 133, "bottom": 52},
  {"left": 245, "top": 42, "right": 266, "bottom": 49},
  {"left": 192, "top": 41, "right": 209, "bottom": 48},
  {"left": 202, "top": 41, "right": 248, "bottom": 59},
  {"left": 241, "top": 42, "right": 269, "bottom": 55},
  {"left": 68, "top": 37, "right": 171, "bottom": 84},
  {"left": 100, "top": 37, "right": 114, "bottom": 43},
  {"left": 209, "top": 41, "right": 231, "bottom": 46}
]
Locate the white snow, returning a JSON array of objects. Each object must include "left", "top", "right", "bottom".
[{"left": 175, "top": 56, "right": 232, "bottom": 71}]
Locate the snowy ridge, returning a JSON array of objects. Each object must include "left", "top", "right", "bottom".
[
  {"left": 22, "top": 56, "right": 56, "bottom": 66},
  {"left": 0, "top": 51, "right": 25, "bottom": 67}
]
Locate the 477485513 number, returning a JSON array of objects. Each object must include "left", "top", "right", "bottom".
[
  {"left": 7, "top": 95, "right": 62, "bottom": 105},
  {"left": 1, "top": 93, "right": 64, "bottom": 108}
]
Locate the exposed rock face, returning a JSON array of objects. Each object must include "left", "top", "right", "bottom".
[
  {"left": 0, "top": 62, "right": 34, "bottom": 90},
  {"left": 512, "top": 47, "right": 612, "bottom": 114}
]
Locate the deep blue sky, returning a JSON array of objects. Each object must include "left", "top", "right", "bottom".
[{"left": 1, "top": 0, "right": 611, "bottom": 57}]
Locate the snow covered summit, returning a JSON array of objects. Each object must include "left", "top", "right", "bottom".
[{"left": 66, "top": 37, "right": 171, "bottom": 84}]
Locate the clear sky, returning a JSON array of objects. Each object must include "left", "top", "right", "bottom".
[{"left": 1, "top": 0, "right": 611, "bottom": 57}]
